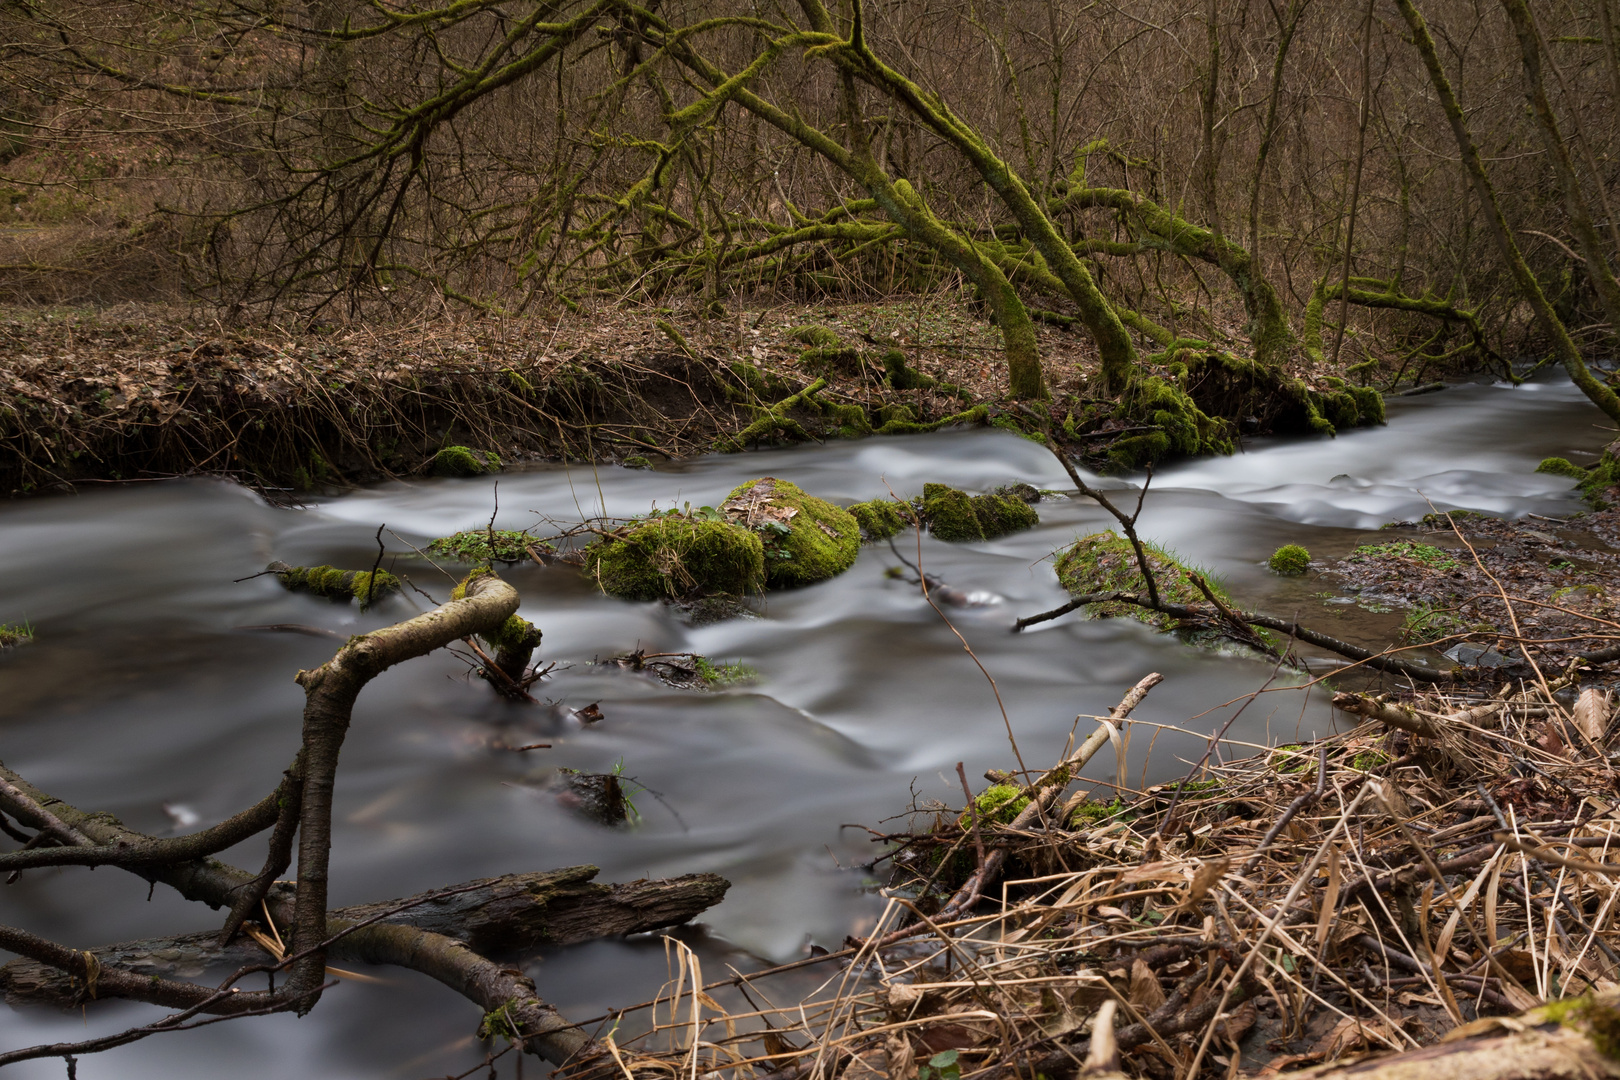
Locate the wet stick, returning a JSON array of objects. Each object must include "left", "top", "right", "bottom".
[{"left": 866, "top": 672, "right": 1162, "bottom": 947}]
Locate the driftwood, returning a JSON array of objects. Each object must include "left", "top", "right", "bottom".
[
  {"left": 0, "top": 571, "right": 716, "bottom": 1071},
  {"left": 1, "top": 865, "right": 729, "bottom": 1007}
]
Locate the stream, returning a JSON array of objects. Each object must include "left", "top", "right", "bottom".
[{"left": 0, "top": 376, "right": 1607, "bottom": 1077}]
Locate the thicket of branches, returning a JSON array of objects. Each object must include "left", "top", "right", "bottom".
[{"left": 3, "top": 0, "right": 1620, "bottom": 410}]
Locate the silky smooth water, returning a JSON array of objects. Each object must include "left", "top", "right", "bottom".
[{"left": 0, "top": 378, "right": 1604, "bottom": 1077}]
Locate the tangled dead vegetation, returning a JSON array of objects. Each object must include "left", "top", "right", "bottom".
[{"left": 555, "top": 650, "right": 1620, "bottom": 1080}]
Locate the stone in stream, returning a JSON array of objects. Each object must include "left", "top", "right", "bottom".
[
  {"left": 919, "top": 482, "right": 1039, "bottom": 542},
  {"left": 582, "top": 477, "right": 860, "bottom": 613}
]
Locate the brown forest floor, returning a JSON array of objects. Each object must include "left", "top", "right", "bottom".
[{"left": 0, "top": 294, "right": 1415, "bottom": 497}]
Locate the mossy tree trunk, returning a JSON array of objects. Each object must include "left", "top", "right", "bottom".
[
  {"left": 1500, "top": 0, "right": 1620, "bottom": 342},
  {"left": 1397, "top": 0, "right": 1620, "bottom": 426},
  {"left": 1062, "top": 183, "right": 1299, "bottom": 368},
  {"left": 653, "top": 20, "right": 1049, "bottom": 399},
  {"left": 822, "top": 1, "right": 1135, "bottom": 394}
]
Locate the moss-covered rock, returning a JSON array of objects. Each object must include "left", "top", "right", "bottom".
[
  {"left": 432, "top": 445, "right": 501, "bottom": 477},
  {"left": 847, "top": 499, "right": 909, "bottom": 540},
  {"left": 1537, "top": 453, "right": 1620, "bottom": 508},
  {"left": 722, "top": 477, "right": 860, "bottom": 589},
  {"left": 0, "top": 622, "right": 33, "bottom": 649},
  {"left": 584, "top": 515, "right": 766, "bottom": 601},
  {"left": 1538, "top": 456, "right": 1589, "bottom": 481},
  {"left": 269, "top": 561, "right": 400, "bottom": 607},
  {"left": 919, "top": 483, "right": 1039, "bottom": 542},
  {"left": 1268, "top": 544, "right": 1311, "bottom": 575},
  {"left": 1053, "top": 533, "right": 1220, "bottom": 630}
]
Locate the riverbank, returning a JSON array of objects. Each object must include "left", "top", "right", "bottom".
[{"left": 0, "top": 299, "right": 1406, "bottom": 496}]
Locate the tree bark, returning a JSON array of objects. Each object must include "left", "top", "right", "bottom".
[{"left": 0, "top": 866, "right": 728, "bottom": 1007}]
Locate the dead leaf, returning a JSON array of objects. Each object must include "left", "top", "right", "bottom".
[
  {"left": 1128, "top": 958, "right": 1166, "bottom": 1012},
  {"left": 1182, "top": 856, "right": 1228, "bottom": 909},
  {"left": 1118, "top": 860, "right": 1187, "bottom": 885},
  {"left": 1575, "top": 687, "right": 1611, "bottom": 743},
  {"left": 1536, "top": 720, "right": 1566, "bottom": 758}
]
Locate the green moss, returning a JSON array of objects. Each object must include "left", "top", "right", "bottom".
[
  {"left": 1350, "top": 750, "right": 1390, "bottom": 771},
  {"left": 1538, "top": 456, "right": 1590, "bottom": 481},
  {"left": 433, "top": 445, "right": 501, "bottom": 477},
  {"left": 482, "top": 614, "right": 542, "bottom": 654},
  {"left": 584, "top": 516, "right": 766, "bottom": 601},
  {"left": 919, "top": 483, "right": 1039, "bottom": 542},
  {"left": 961, "top": 784, "right": 1030, "bottom": 827},
  {"left": 1531, "top": 995, "right": 1620, "bottom": 1059},
  {"left": 882, "top": 349, "right": 936, "bottom": 390},
  {"left": 0, "top": 621, "right": 33, "bottom": 648},
  {"left": 823, "top": 402, "right": 872, "bottom": 438},
  {"left": 722, "top": 477, "right": 860, "bottom": 589},
  {"left": 1268, "top": 544, "right": 1311, "bottom": 575},
  {"left": 1068, "top": 798, "right": 1131, "bottom": 827},
  {"left": 786, "top": 324, "right": 840, "bottom": 348},
  {"left": 271, "top": 562, "right": 400, "bottom": 607},
  {"left": 798, "top": 345, "right": 864, "bottom": 376},
  {"left": 1053, "top": 533, "right": 1225, "bottom": 630},
  {"left": 428, "top": 530, "right": 546, "bottom": 564},
  {"left": 450, "top": 566, "right": 494, "bottom": 601},
  {"left": 1349, "top": 540, "right": 1460, "bottom": 570},
  {"left": 622, "top": 455, "right": 652, "bottom": 469},
  {"left": 1270, "top": 745, "right": 1312, "bottom": 773},
  {"left": 693, "top": 655, "right": 757, "bottom": 686},
  {"left": 990, "top": 414, "right": 1050, "bottom": 443},
  {"left": 847, "top": 499, "right": 909, "bottom": 540}
]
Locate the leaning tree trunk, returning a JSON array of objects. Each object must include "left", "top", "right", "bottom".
[{"left": 1397, "top": 0, "right": 1620, "bottom": 426}]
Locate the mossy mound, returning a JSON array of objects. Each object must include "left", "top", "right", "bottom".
[
  {"left": 432, "top": 445, "right": 501, "bottom": 477},
  {"left": 0, "top": 623, "right": 32, "bottom": 649},
  {"left": 584, "top": 515, "right": 766, "bottom": 602},
  {"left": 1268, "top": 544, "right": 1311, "bottom": 575},
  {"left": 847, "top": 499, "right": 910, "bottom": 540},
  {"left": 721, "top": 477, "right": 860, "bottom": 589},
  {"left": 1052, "top": 533, "right": 1220, "bottom": 630},
  {"left": 798, "top": 345, "right": 865, "bottom": 377},
  {"left": 785, "top": 324, "right": 840, "bottom": 348},
  {"left": 428, "top": 529, "right": 548, "bottom": 564},
  {"left": 919, "top": 483, "right": 1039, "bottom": 542},
  {"left": 1538, "top": 454, "right": 1620, "bottom": 507},
  {"left": 1538, "top": 457, "right": 1588, "bottom": 481},
  {"left": 882, "top": 349, "right": 936, "bottom": 390},
  {"left": 269, "top": 561, "right": 400, "bottom": 607}
]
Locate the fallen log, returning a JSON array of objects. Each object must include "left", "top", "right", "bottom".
[
  {"left": 0, "top": 865, "right": 729, "bottom": 1007},
  {"left": 1276, "top": 992, "right": 1620, "bottom": 1079}
]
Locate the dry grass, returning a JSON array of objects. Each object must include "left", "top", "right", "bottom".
[{"left": 560, "top": 651, "right": 1620, "bottom": 1079}]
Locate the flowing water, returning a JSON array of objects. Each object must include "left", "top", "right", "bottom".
[{"left": 0, "top": 377, "right": 1607, "bottom": 1077}]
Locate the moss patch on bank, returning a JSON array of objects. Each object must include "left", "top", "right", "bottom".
[{"left": 1538, "top": 452, "right": 1620, "bottom": 508}]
